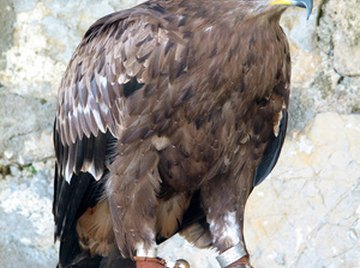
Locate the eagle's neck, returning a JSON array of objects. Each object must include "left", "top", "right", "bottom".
[
  {"left": 196, "top": 0, "right": 285, "bottom": 26},
  {"left": 163, "top": 0, "right": 284, "bottom": 27},
  {"left": 176, "top": 4, "right": 290, "bottom": 116}
]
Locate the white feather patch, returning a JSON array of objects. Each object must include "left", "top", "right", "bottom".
[
  {"left": 151, "top": 136, "right": 171, "bottom": 151},
  {"left": 81, "top": 161, "right": 103, "bottom": 181},
  {"left": 98, "top": 74, "right": 108, "bottom": 88},
  {"left": 204, "top": 26, "right": 213, "bottom": 32},
  {"left": 117, "top": 73, "right": 129, "bottom": 84},
  {"left": 135, "top": 241, "right": 157, "bottom": 257},
  {"left": 64, "top": 160, "right": 72, "bottom": 184},
  {"left": 273, "top": 110, "right": 283, "bottom": 137},
  {"left": 92, "top": 109, "right": 106, "bottom": 133},
  {"left": 209, "top": 211, "right": 241, "bottom": 246}
]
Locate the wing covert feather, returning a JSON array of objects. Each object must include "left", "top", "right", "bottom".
[
  {"left": 57, "top": 10, "right": 162, "bottom": 145},
  {"left": 55, "top": 7, "right": 188, "bottom": 182}
]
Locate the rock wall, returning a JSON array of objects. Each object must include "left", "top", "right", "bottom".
[{"left": 0, "top": 0, "right": 359, "bottom": 267}]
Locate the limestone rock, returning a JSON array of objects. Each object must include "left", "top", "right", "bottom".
[
  {"left": 324, "top": 0, "right": 360, "bottom": 76},
  {"left": 0, "top": 91, "right": 54, "bottom": 165},
  {"left": 0, "top": 0, "right": 15, "bottom": 71},
  {"left": 245, "top": 112, "right": 360, "bottom": 267},
  {"left": 309, "top": 0, "right": 360, "bottom": 115},
  {"left": 0, "top": 160, "right": 57, "bottom": 268}
]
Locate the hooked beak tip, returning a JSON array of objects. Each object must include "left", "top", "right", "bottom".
[{"left": 293, "top": 0, "right": 313, "bottom": 20}]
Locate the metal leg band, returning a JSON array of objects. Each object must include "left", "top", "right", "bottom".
[{"left": 216, "top": 243, "right": 247, "bottom": 268}]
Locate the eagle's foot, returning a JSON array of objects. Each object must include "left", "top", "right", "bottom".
[
  {"left": 226, "top": 256, "right": 253, "bottom": 268},
  {"left": 134, "top": 256, "right": 167, "bottom": 268},
  {"left": 134, "top": 257, "right": 191, "bottom": 268}
]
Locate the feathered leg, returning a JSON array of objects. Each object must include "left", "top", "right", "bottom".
[
  {"left": 201, "top": 171, "right": 254, "bottom": 268},
  {"left": 107, "top": 140, "right": 162, "bottom": 261}
]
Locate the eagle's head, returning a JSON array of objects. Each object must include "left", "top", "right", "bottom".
[
  {"left": 245, "top": 0, "right": 313, "bottom": 20},
  {"left": 269, "top": 0, "right": 313, "bottom": 18}
]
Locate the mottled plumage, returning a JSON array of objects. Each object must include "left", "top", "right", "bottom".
[{"left": 53, "top": 0, "right": 312, "bottom": 267}]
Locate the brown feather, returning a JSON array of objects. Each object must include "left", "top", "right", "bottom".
[
  {"left": 179, "top": 223, "right": 212, "bottom": 249},
  {"left": 76, "top": 200, "right": 115, "bottom": 256}
]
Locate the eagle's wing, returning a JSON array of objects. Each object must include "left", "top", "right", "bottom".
[
  {"left": 53, "top": 5, "right": 190, "bottom": 265},
  {"left": 253, "top": 109, "right": 288, "bottom": 186}
]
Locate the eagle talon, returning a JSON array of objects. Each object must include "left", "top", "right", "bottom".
[
  {"left": 174, "top": 259, "right": 190, "bottom": 268},
  {"left": 134, "top": 256, "right": 167, "bottom": 268}
]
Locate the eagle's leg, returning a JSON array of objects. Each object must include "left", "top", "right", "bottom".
[
  {"left": 201, "top": 175, "right": 253, "bottom": 268},
  {"left": 107, "top": 145, "right": 164, "bottom": 266}
]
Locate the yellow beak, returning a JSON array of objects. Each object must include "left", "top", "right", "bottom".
[
  {"left": 270, "top": 0, "right": 313, "bottom": 19},
  {"left": 270, "top": 0, "right": 293, "bottom": 6}
]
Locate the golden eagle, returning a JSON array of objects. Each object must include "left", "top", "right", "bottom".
[{"left": 53, "top": 0, "right": 313, "bottom": 267}]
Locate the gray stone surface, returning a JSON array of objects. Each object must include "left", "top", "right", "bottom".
[
  {"left": 0, "top": 161, "right": 57, "bottom": 268},
  {"left": 0, "top": 91, "right": 54, "bottom": 165},
  {"left": 0, "top": 0, "right": 359, "bottom": 267},
  {"left": 245, "top": 112, "right": 360, "bottom": 268},
  {"left": 0, "top": 0, "right": 15, "bottom": 71}
]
